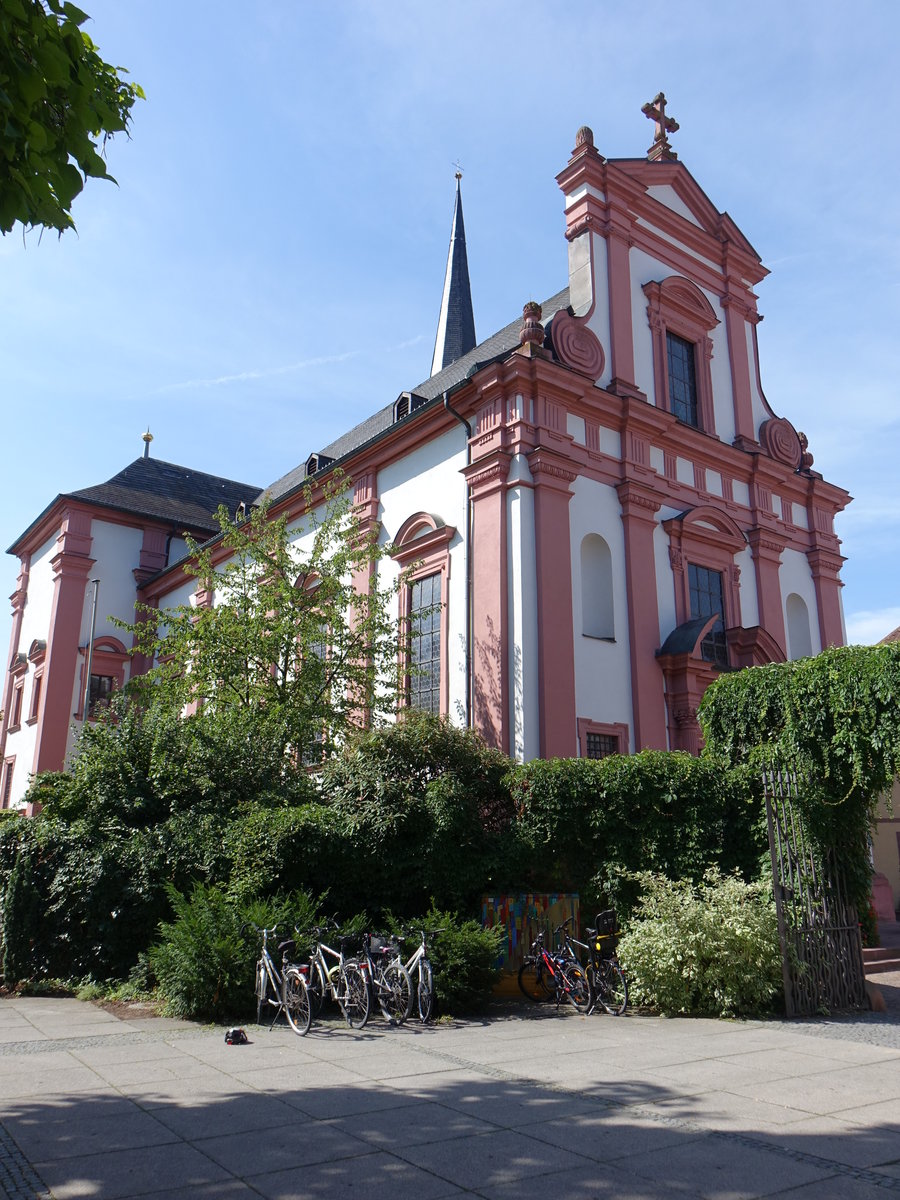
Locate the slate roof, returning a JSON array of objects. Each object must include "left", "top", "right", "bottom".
[
  {"left": 71, "top": 457, "right": 262, "bottom": 531},
  {"left": 260, "top": 286, "right": 571, "bottom": 506},
  {"left": 9, "top": 457, "right": 262, "bottom": 553}
]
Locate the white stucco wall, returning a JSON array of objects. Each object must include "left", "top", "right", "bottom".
[
  {"left": 377, "top": 427, "right": 469, "bottom": 725},
  {"left": 654, "top": 515, "right": 678, "bottom": 645},
  {"left": 735, "top": 546, "right": 759, "bottom": 628},
  {"left": 583, "top": 231, "right": 613, "bottom": 391},
  {"left": 745, "top": 321, "right": 773, "bottom": 439},
  {"left": 568, "top": 476, "right": 633, "bottom": 747},
  {"left": 507, "top": 455, "right": 539, "bottom": 762},
  {"left": 780, "top": 549, "right": 822, "bottom": 657},
  {"left": 627, "top": 247, "right": 736, "bottom": 443},
  {"left": 5, "top": 533, "right": 59, "bottom": 806}
]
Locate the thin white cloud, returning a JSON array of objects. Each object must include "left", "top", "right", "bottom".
[
  {"left": 154, "top": 334, "right": 427, "bottom": 395},
  {"left": 844, "top": 607, "right": 900, "bottom": 646},
  {"left": 157, "top": 350, "right": 361, "bottom": 393}
]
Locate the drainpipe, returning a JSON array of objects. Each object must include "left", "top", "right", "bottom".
[
  {"left": 443, "top": 391, "right": 473, "bottom": 727},
  {"left": 81, "top": 578, "right": 100, "bottom": 722}
]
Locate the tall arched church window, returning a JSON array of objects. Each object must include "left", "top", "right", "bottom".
[
  {"left": 786, "top": 593, "right": 813, "bottom": 660},
  {"left": 580, "top": 534, "right": 615, "bottom": 640},
  {"left": 390, "top": 513, "right": 456, "bottom": 717},
  {"left": 643, "top": 277, "right": 719, "bottom": 434}
]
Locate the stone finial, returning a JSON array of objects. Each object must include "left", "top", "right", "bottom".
[
  {"left": 520, "top": 301, "right": 544, "bottom": 347},
  {"left": 575, "top": 125, "right": 594, "bottom": 149},
  {"left": 798, "top": 432, "right": 815, "bottom": 472},
  {"left": 642, "top": 91, "right": 679, "bottom": 162}
]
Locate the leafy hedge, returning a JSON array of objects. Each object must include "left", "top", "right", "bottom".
[
  {"left": 700, "top": 644, "right": 900, "bottom": 916},
  {"left": 508, "top": 751, "right": 765, "bottom": 912}
]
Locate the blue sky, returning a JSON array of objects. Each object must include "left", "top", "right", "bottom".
[{"left": 2, "top": 0, "right": 900, "bottom": 655}]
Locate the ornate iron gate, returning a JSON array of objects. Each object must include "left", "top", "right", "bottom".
[{"left": 763, "top": 765, "right": 867, "bottom": 1017}]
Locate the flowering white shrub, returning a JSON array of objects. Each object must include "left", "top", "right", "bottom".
[{"left": 616, "top": 868, "right": 782, "bottom": 1017}]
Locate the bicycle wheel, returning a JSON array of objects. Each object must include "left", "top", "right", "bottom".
[
  {"left": 595, "top": 959, "right": 628, "bottom": 1015},
  {"left": 255, "top": 961, "right": 268, "bottom": 1025},
  {"left": 562, "top": 962, "right": 591, "bottom": 1012},
  {"left": 338, "top": 962, "right": 371, "bottom": 1030},
  {"left": 517, "top": 958, "right": 554, "bottom": 1003},
  {"left": 283, "top": 967, "right": 312, "bottom": 1035},
  {"left": 306, "top": 961, "right": 325, "bottom": 1018},
  {"left": 416, "top": 959, "right": 434, "bottom": 1022},
  {"left": 378, "top": 963, "right": 412, "bottom": 1024}
]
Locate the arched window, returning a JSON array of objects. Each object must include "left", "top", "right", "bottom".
[
  {"left": 786, "top": 593, "right": 813, "bottom": 660},
  {"left": 391, "top": 512, "right": 456, "bottom": 716},
  {"left": 580, "top": 534, "right": 614, "bottom": 640}
]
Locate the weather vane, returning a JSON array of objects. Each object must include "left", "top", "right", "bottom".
[{"left": 452, "top": 159, "right": 464, "bottom": 181}]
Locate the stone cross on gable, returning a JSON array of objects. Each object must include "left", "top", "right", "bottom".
[{"left": 642, "top": 91, "right": 679, "bottom": 161}]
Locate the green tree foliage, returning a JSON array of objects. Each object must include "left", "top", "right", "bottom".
[
  {"left": 0, "top": 0, "right": 143, "bottom": 233},
  {"left": 617, "top": 869, "right": 782, "bottom": 1017},
  {"left": 321, "top": 710, "right": 515, "bottom": 913},
  {"left": 699, "top": 644, "right": 900, "bottom": 913},
  {"left": 127, "top": 480, "right": 402, "bottom": 769}
]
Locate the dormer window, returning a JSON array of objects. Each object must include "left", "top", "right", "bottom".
[
  {"left": 305, "top": 453, "right": 334, "bottom": 478},
  {"left": 393, "top": 392, "right": 428, "bottom": 423}
]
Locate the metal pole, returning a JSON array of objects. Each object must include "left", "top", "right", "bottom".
[{"left": 82, "top": 579, "right": 100, "bottom": 722}]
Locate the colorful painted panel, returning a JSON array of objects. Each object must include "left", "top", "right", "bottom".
[{"left": 482, "top": 893, "right": 580, "bottom": 970}]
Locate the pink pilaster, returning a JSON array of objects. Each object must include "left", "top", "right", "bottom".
[
  {"left": 747, "top": 530, "right": 787, "bottom": 658},
  {"left": 721, "top": 290, "right": 758, "bottom": 449},
  {"left": 34, "top": 512, "right": 94, "bottom": 775},
  {"left": 807, "top": 549, "right": 846, "bottom": 648},
  {"left": 464, "top": 452, "right": 511, "bottom": 755},
  {"left": 528, "top": 449, "right": 577, "bottom": 758},
  {"left": 616, "top": 482, "right": 667, "bottom": 750}
]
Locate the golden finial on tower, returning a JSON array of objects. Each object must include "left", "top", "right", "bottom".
[{"left": 142, "top": 428, "right": 153, "bottom": 459}]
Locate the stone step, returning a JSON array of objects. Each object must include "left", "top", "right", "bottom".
[
  {"left": 863, "top": 957, "right": 900, "bottom": 974},
  {"left": 863, "top": 947, "right": 899, "bottom": 962}
]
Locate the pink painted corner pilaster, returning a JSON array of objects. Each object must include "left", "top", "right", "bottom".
[
  {"left": 528, "top": 448, "right": 577, "bottom": 759},
  {"left": 806, "top": 548, "right": 846, "bottom": 648},
  {"left": 616, "top": 482, "right": 667, "bottom": 750},
  {"left": 720, "top": 289, "right": 758, "bottom": 448},
  {"left": 0, "top": 558, "right": 30, "bottom": 768},
  {"left": 463, "top": 452, "right": 511, "bottom": 755},
  {"left": 34, "top": 510, "right": 95, "bottom": 775},
  {"left": 746, "top": 530, "right": 787, "bottom": 659}
]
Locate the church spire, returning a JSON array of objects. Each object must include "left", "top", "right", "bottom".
[{"left": 430, "top": 172, "right": 476, "bottom": 377}]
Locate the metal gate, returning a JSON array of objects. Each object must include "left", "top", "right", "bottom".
[{"left": 763, "top": 765, "right": 867, "bottom": 1017}]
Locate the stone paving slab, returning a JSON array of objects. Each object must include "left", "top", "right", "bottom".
[{"left": 3, "top": 997, "right": 900, "bottom": 1198}]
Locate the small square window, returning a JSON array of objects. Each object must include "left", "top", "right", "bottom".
[{"left": 585, "top": 732, "right": 619, "bottom": 759}]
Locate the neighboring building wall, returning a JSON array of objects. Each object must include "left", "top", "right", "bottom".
[{"left": 873, "top": 784, "right": 900, "bottom": 916}]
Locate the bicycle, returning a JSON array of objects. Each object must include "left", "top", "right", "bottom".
[
  {"left": 305, "top": 921, "right": 371, "bottom": 1029},
  {"left": 251, "top": 924, "right": 312, "bottom": 1036},
  {"left": 517, "top": 923, "right": 591, "bottom": 1011},
  {"left": 584, "top": 909, "right": 628, "bottom": 1016},
  {"left": 359, "top": 932, "right": 412, "bottom": 1024},
  {"left": 397, "top": 926, "right": 441, "bottom": 1022}
]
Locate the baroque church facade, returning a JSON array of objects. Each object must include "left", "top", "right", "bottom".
[{"left": 1, "top": 99, "right": 850, "bottom": 811}]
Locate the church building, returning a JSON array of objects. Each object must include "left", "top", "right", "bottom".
[{"left": 1, "top": 97, "right": 850, "bottom": 810}]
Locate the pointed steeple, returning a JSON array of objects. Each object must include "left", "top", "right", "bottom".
[{"left": 430, "top": 173, "right": 476, "bottom": 377}]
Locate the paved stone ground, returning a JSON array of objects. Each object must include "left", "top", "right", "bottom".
[{"left": 2, "top": 994, "right": 900, "bottom": 1199}]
